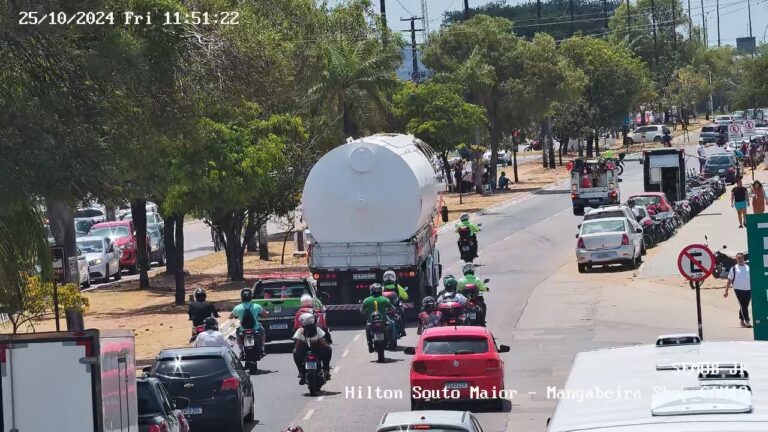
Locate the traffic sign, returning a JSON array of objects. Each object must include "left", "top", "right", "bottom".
[
  {"left": 677, "top": 244, "right": 715, "bottom": 282},
  {"left": 729, "top": 123, "right": 743, "bottom": 141},
  {"left": 745, "top": 120, "right": 756, "bottom": 133}
]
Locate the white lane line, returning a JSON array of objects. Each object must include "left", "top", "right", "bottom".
[
  {"left": 353, "top": 334, "right": 361, "bottom": 342},
  {"left": 342, "top": 348, "right": 350, "bottom": 358},
  {"left": 333, "top": 366, "right": 341, "bottom": 374},
  {"left": 317, "top": 396, "right": 325, "bottom": 402},
  {"left": 303, "top": 409, "right": 315, "bottom": 421}
]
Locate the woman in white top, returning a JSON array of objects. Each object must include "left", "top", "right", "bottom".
[
  {"left": 723, "top": 253, "right": 752, "bottom": 327},
  {"left": 293, "top": 313, "right": 332, "bottom": 384}
]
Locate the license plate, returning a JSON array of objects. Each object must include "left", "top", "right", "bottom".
[
  {"left": 596, "top": 252, "right": 613, "bottom": 259},
  {"left": 719, "top": 169, "right": 725, "bottom": 173},
  {"left": 244, "top": 338, "right": 255, "bottom": 347},
  {"left": 273, "top": 306, "right": 282, "bottom": 313},
  {"left": 588, "top": 199, "right": 600, "bottom": 204},
  {"left": 461, "top": 246, "right": 470, "bottom": 251},
  {"left": 353, "top": 273, "right": 376, "bottom": 280},
  {"left": 305, "top": 361, "right": 318, "bottom": 370},
  {"left": 374, "top": 332, "right": 385, "bottom": 341},
  {"left": 468, "top": 312, "right": 476, "bottom": 320},
  {"left": 270, "top": 323, "right": 289, "bottom": 330},
  {"left": 445, "top": 382, "right": 468, "bottom": 389},
  {"left": 182, "top": 407, "right": 202, "bottom": 415}
]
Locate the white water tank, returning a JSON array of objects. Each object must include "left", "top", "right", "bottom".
[{"left": 302, "top": 134, "right": 441, "bottom": 244}]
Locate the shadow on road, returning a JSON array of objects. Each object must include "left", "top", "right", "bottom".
[{"left": 369, "top": 358, "right": 404, "bottom": 364}]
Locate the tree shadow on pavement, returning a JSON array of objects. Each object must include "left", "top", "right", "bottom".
[{"left": 370, "top": 358, "right": 405, "bottom": 364}]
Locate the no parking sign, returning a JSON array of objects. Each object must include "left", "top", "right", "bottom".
[
  {"left": 729, "top": 123, "right": 743, "bottom": 141},
  {"left": 677, "top": 244, "right": 715, "bottom": 282}
]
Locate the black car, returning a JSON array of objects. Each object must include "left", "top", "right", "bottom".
[
  {"left": 148, "top": 347, "right": 255, "bottom": 432},
  {"left": 138, "top": 377, "right": 189, "bottom": 432},
  {"left": 147, "top": 223, "right": 165, "bottom": 266},
  {"left": 703, "top": 154, "right": 741, "bottom": 184}
]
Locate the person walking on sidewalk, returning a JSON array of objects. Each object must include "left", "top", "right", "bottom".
[
  {"left": 752, "top": 180, "right": 767, "bottom": 214},
  {"left": 696, "top": 141, "right": 707, "bottom": 172},
  {"left": 732, "top": 177, "right": 749, "bottom": 228},
  {"left": 724, "top": 253, "right": 752, "bottom": 328}
]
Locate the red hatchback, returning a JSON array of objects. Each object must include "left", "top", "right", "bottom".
[
  {"left": 628, "top": 192, "right": 673, "bottom": 213},
  {"left": 88, "top": 221, "right": 148, "bottom": 274},
  {"left": 405, "top": 326, "right": 510, "bottom": 411}
]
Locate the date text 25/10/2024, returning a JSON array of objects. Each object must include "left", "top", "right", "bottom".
[{"left": 18, "top": 11, "right": 240, "bottom": 26}]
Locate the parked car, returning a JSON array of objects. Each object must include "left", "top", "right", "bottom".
[
  {"left": 715, "top": 115, "right": 733, "bottom": 126},
  {"left": 482, "top": 150, "right": 511, "bottom": 166},
  {"left": 122, "top": 211, "right": 164, "bottom": 228},
  {"left": 628, "top": 125, "right": 670, "bottom": 144},
  {"left": 74, "top": 218, "right": 98, "bottom": 238},
  {"left": 627, "top": 192, "right": 674, "bottom": 213},
  {"left": 74, "top": 206, "right": 106, "bottom": 224},
  {"left": 703, "top": 153, "right": 742, "bottom": 184},
  {"left": 575, "top": 217, "right": 643, "bottom": 272},
  {"left": 404, "top": 326, "right": 510, "bottom": 411},
  {"left": 377, "top": 411, "right": 486, "bottom": 432},
  {"left": 138, "top": 377, "right": 190, "bottom": 432},
  {"left": 583, "top": 205, "right": 643, "bottom": 234},
  {"left": 147, "top": 347, "right": 254, "bottom": 432},
  {"left": 699, "top": 124, "right": 727, "bottom": 144},
  {"left": 77, "top": 236, "right": 121, "bottom": 283},
  {"left": 147, "top": 223, "right": 165, "bottom": 266},
  {"left": 88, "top": 220, "right": 148, "bottom": 274},
  {"left": 76, "top": 246, "right": 90, "bottom": 288}
]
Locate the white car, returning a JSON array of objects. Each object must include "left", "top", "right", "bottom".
[
  {"left": 482, "top": 150, "right": 511, "bottom": 166},
  {"left": 575, "top": 217, "right": 643, "bottom": 273},
  {"left": 583, "top": 205, "right": 644, "bottom": 240},
  {"left": 377, "top": 411, "right": 485, "bottom": 432},
  {"left": 715, "top": 115, "right": 733, "bottom": 126},
  {"left": 628, "top": 125, "right": 670, "bottom": 144},
  {"left": 121, "top": 211, "right": 164, "bottom": 228},
  {"left": 76, "top": 236, "right": 121, "bottom": 284}
]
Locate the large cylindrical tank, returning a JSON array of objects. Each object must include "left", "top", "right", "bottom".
[{"left": 302, "top": 134, "right": 441, "bottom": 244}]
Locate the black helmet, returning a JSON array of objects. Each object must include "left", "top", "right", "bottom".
[
  {"left": 370, "top": 283, "right": 383, "bottom": 297},
  {"left": 462, "top": 263, "right": 475, "bottom": 275},
  {"left": 194, "top": 288, "right": 207, "bottom": 302},
  {"left": 203, "top": 316, "right": 218, "bottom": 331},
  {"left": 422, "top": 296, "right": 436, "bottom": 311},
  {"left": 240, "top": 288, "right": 253, "bottom": 302}
]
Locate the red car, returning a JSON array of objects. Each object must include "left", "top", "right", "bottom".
[
  {"left": 88, "top": 220, "right": 149, "bottom": 274},
  {"left": 628, "top": 192, "right": 673, "bottom": 213},
  {"left": 404, "top": 326, "right": 510, "bottom": 411}
]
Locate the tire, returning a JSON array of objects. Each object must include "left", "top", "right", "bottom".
[
  {"left": 376, "top": 345, "right": 385, "bottom": 363},
  {"left": 573, "top": 206, "right": 584, "bottom": 216},
  {"left": 411, "top": 397, "right": 422, "bottom": 411},
  {"left": 616, "top": 164, "right": 624, "bottom": 175},
  {"left": 83, "top": 273, "right": 91, "bottom": 288},
  {"left": 626, "top": 138, "right": 634, "bottom": 145},
  {"left": 244, "top": 402, "right": 255, "bottom": 423},
  {"left": 643, "top": 233, "right": 654, "bottom": 249},
  {"left": 114, "top": 266, "right": 122, "bottom": 280},
  {"left": 158, "top": 252, "right": 165, "bottom": 266},
  {"left": 633, "top": 252, "right": 642, "bottom": 269},
  {"left": 641, "top": 241, "right": 647, "bottom": 255},
  {"left": 102, "top": 265, "right": 111, "bottom": 284},
  {"left": 578, "top": 263, "right": 587, "bottom": 273},
  {"left": 129, "top": 264, "right": 137, "bottom": 275},
  {"left": 249, "top": 362, "right": 258, "bottom": 375},
  {"left": 653, "top": 136, "right": 662, "bottom": 142}
]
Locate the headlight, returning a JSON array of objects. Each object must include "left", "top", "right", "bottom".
[
  {"left": 89, "top": 258, "right": 102, "bottom": 266},
  {"left": 150, "top": 243, "right": 159, "bottom": 252}
]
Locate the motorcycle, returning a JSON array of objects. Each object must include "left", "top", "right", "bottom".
[
  {"left": 713, "top": 245, "right": 749, "bottom": 279},
  {"left": 189, "top": 324, "right": 205, "bottom": 343},
  {"left": 438, "top": 297, "right": 468, "bottom": 327},
  {"left": 417, "top": 310, "right": 443, "bottom": 335},
  {"left": 382, "top": 291, "right": 405, "bottom": 338},
  {"left": 462, "top": 279, "right": 490, "bottom": 326},
  {"left": 239, "top": 328, "right": 264, "bottom": 374},
  {"left": 457, "top": 223, "right": 482, "bottom": 263},
  {"left": 367, "top": 312, "right": 391, "bottom": 362},
  {"left": 303, "top": 350, "right": 326, "bottom": 396}
]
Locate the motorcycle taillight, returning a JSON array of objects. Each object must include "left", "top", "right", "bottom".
[{"left": 307, "top": 355, "right": 316, "bottom": 361}]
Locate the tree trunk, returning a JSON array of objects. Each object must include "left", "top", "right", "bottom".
[
  {"left": 546, "top": 118, "right": 556, "bottom": 169},
  {"left": 586, "top": 135, "right": 594, "bottom": 157},
  {"left": 164, "top": 215, "right": 177, "bottom": 275},
  {"left": 46, "top": 200, "right": 78, "bottom": 284},
  {"left": 489, "top": 125, "right": 501, "bottom": 186},
  {"left": 281, "top": 229, "right": 294, "bottom": 265},
  {"left": 473, "top": 159, "right": 483, "bottom": 194},
  {"left": 174, "top": 212, "right": 185, "bottom": 305},
  {"left": 130, "top": 199, "right": 150, "bottom": 288},
  {"left": 221, "top": 211, "right": 245, "bottom": 281},
  {"left": 246, "top": 212, "right": 257, "bottom": 252},
  {"left": 441, "top": 151, "right": 452, "bottom": 189},
  {"left": 594, "top": 132, "right": 600, "bottom": 155},
  {"left": 342, "top": 108, "right": 356, "bottom": 138},
  {"left": 258, "top": 223, "right": 269, "bottom": 260},
  {"left": 105, "top": 206, "right": 116, "bottom": 222},
  {"left": 578, "top": 136, "right": 584, "bottom": 158},
  {"left": 559, "top": 134, "right": 568, "bottom": 166},
  {"left": 541, "top": 120, "right": 548, "bottom": 168},
  {"left": 512, "top": 144, "right": 519, "bottom": 183}
]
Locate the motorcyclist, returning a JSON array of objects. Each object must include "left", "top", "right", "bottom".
[
  {"left": 382, "top": 270, "right": 408, "bottom": 337},
  {"left": 293, "top": 313, "right": 332, "bottom": 385},
  {"left": 662, "top": 130, "right": 672, "bottom": 147},
  {"left": 436, "top": 275, "right": 468, "bottom": 305},
  {"left": 455, "top": 213, "right": 480, "bottom": 259},
  {"left": 193, "top": 316, "right": 231, "bottom": 348},
  {"left": 229, "top": 288, "right": 269, "bottom": 351},
  {"left": 361, "top": 283, "right": 397, "bottom": 351},
  {"left": 294, "top": 294, "right": 332, "bottom": 343},
  {"left": 188, "top": 288, "right": 219, "bottom": 341},
  {"left": 417, "top": 296, "right": 443, "bottom": 333},
  {"left": 458, "top": 263, "right": 488, "bottom": 324}
]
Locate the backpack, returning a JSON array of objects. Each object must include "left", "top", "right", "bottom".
[{"left": 240, "top": 303, "right": 256, "bottom": 329}]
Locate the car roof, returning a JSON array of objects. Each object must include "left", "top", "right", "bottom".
[
  {"left": 582, "top": 217, "right": 626, "bottom": 224},
  {"left": 91, "top": 221, "right": 130, "bottom": 228},
  {"left": 630, "top": 192, "right": 665, "bottom": 197},
  {"left": 547, "top": 339, "right": 768, "bottom": 431},
  {"left": 421, "top": 326, "right": 492, "bottom": 338},
  {"left": 585, "top": 206, "right": 626, "bottom": 213},
  {"left": 378, "top": 410, "right": 472, "bottom": 429},
  {"left": 77, "top": 236, "right": 108, "bottom": 242},
  {"left": 156, "top": 347, "right": 229, "bottom": 359}
]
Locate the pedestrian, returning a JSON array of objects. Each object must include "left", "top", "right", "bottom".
[
  {"left": 453, "top": 161, "right": 463, "bottom": 193},
  {"left": 731, "top": 177, "right": 749, "bottom": 228},
  {"left": 661, "top": 129, "right": 672, "bottom": 147},
  {"left": 723, "top": 253, "right": 752, "bottom": 328},
  {"left": 498, "top": 171, "right": 510, "bottom": 190},
  {"left": 696, "top": 140, "right": 707, "bottom": 172},
  {"left": 752, "top": 180, "right": 767, "bottom": 214}
]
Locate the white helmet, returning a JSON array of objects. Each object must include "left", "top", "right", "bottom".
[
  {"left": 299, "top": 312, "right": 316, "bottom": 326},
  {"left": 383, "top": 270, "right": 396, "bottom": 284},
  {"left": 300, "top": 294, "right": 313, "bottom": 307}
]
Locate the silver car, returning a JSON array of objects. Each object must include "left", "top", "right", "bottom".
[
  {"left": 575, "top": 217, "right": 643, "bottom": 273},
  {"left": 377, "top": 411, "right": 485, "bottom": 432},
  {"left": 76, "top": 236, "right": 121, "bottom": 284}
]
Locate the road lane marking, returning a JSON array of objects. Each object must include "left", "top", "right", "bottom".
[
  {"left": 317, "top": 396, "right": 325, "bottom": 402},
  {"left": 303, "top": 409, "right": 315, "bottom": 421},
  {"left": 342, "top": 348, "right": 350, "bottom": 358},
  {"left": 333, "top": 366, "right": 340, "bottom": 374},
  {"left": 353, "top": 333, "right": 361, "bottom": 342}
]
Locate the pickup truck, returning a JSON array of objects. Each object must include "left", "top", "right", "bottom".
[{"left": 251, "top": 273, "right": 324, "bottom": 342}]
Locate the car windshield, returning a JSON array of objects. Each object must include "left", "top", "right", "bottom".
[
  {"left": 137, "top": 381, "right": 162, "bottom": 415},
  {"left": 77, "top": 240, "right": 103, "bottom": 253},
  {"left": 154, "top": 356, "right": 228, "bottom": 378},
  {"left": 631, "top": 196, "right": 660, "bottom": 207},
  {"left": 716, "top": 116, "right": 730, "bottom": 121},
  {"left": 256, "top": 282, "right": 309, "bottom": 299},
  {"left": 381, "top": 428, "right": 469, "bottom": 432},
  {"left": 707, "top": 156, "right": 732, "bottom": 165},
  {"left": 581, "top": 220, "right": 626, "bottom": 234},
  {"left": 75, "top": 208, "right": 103, "bottom": 218},
  {"left": 147, "top": 225, "right": 161, "bottom": 238},
  {"left": 75, "top": 220, "right": 95, "bottom": 235},
  {"left": 422, "top": 337, "right": 489, "bottom": 355},
  {"left": 701, "top": 126, "right": 715, "bottom": 132},
  {"left": 89, "top": 226, "right": 129, "bottom": 239},
  {"left": 584, "top": 210, "right": 624, "bottom": 220}
]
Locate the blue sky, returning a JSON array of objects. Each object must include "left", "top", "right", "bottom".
[{"left": 329, "top": 0, "right": 768, "bottom": 47}]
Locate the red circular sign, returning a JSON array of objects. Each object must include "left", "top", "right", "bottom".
[{"left": 677, "top": 244, "right": 715, "bottom": 282}]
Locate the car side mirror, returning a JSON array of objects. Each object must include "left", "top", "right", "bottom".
[
  {"left": 577, "top": 224, "right": 582, "bottom": 229},
  {"left": 636, "top": 228, "right": 643, "bottom": 233},
  {"left": 483, "top": 279, "right": 490, "bottom": 283},
  {"left": 722, "top": 245, "right": 727, "bottom": 249},
  {"left": 174, "top": 397, "right": 190, "bottom": 410},
  {"left": 617, "top": 178, "right": 623, "bottom": 182},
  {"left": 142, "top": 366, "right": 152, "bottom": 373},
  {"left": 403, "top": 347, "right": 416, "bottom": 355},
  {"left": 575, "top": 234, "right": 579, "bottom": 238},
  {"left": 498, "top": 344, "right": 510, "bottom": 353}
]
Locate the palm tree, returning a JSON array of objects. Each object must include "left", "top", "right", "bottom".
[{"left": 310, "top": 37, "right": 400, "bottom": 138}]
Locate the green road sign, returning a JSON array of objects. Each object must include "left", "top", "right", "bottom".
[{"left": 746, "top": 214, "right": 768, "bottom": 340}]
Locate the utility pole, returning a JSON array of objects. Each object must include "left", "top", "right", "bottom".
[
  {"left": 380, "top": 0, "right": 388, "bottom": 44},
  {"left": 570, "top": 0, "right": 575, "bottom": 35},
  {"left": 603, "top": 0, "right": 608, "bottom": 30},
  {"left": 650, "top": 0, "right": 659, "bottom": 70},
  {"left": 626, "top": 0, "right": 630, "bottom": 34},
  {"left": 464, "top": 0, "right": 470, "bottom": 20},
  {"left": 700, "top": 0, "right": 706, "bottom": 45},
  {"left": 401, "top": 17, "right": 424, "bottom": 83},
  {"left": 537, "top": 0, "right": 542, "bottom": 32},
  {"left": 421, "top": 0, "right": 430, "bottom": 42},
  {"left": 688, "top": 0, "right": 692, "bottom": 40},
  {"left": 709, "top": 70, "right": 714, "bottom": 117},
  {"left": 716, "top": 0, "right": 721, "bottom": 46},
  {"left": 672, "top": 1, "right": 677, "bottom": 50},
  {"left": 748, "top": 0, "right": 754, "bottom": 39}
]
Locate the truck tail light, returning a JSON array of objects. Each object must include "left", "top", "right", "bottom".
[
  {"left": 571, "top": 192, "right": 579, "bottom": 199},
  {"left": 486, "top": 359, "right": 501, "bottom": 371},
  {"left": 577, "top": 237, "right": 585, "bottom": 249},
  {"left": 313, "top": 273, "right": 320, "bottom": 279},
  {"left": 609, "top": 190, "right": 618, "bottom": 198},
  {"left": 412, "top": 361, "right": 427, "bottom": 374},
  {"left": 622, "top": 234, "right": 630, "bottom": 245},
  {"left": 220, "top": 376, "right": 239, "bottom": 391}
]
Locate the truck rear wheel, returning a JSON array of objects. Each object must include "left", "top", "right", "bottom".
[{"left": 573, "top": 206, "right": 584, "bottom": 216}]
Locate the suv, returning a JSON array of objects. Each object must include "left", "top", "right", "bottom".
[
  {"left": 88, "top": 220, "right": 149, "bottom": 274},
  {"left": 583, "top": 205, "right": 643, "bottom": 235},
  {"left": 138, "top": 377, "right": 189, "bottom": 432},
  {"left": 252, "top": 274, "right": 320, "bottom": 342},
  {"left": 629, "top": 125, "right": 670, "bottom": 144},
  {"left": 703, "top": 153, "right": 742, "bottom": 184},
  {"left": 148, "top": 347, "right": 254, "bottom": 432},
  {"left": 699, "top": 124, "right": 727, "bottom": 144}
]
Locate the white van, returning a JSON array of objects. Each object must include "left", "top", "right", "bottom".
[
  {"left": 629, "top": 125, "right": 670, "bottom": 144},
  {"left": 547, "top": 334, "right": 768, "bottom": 431}
]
